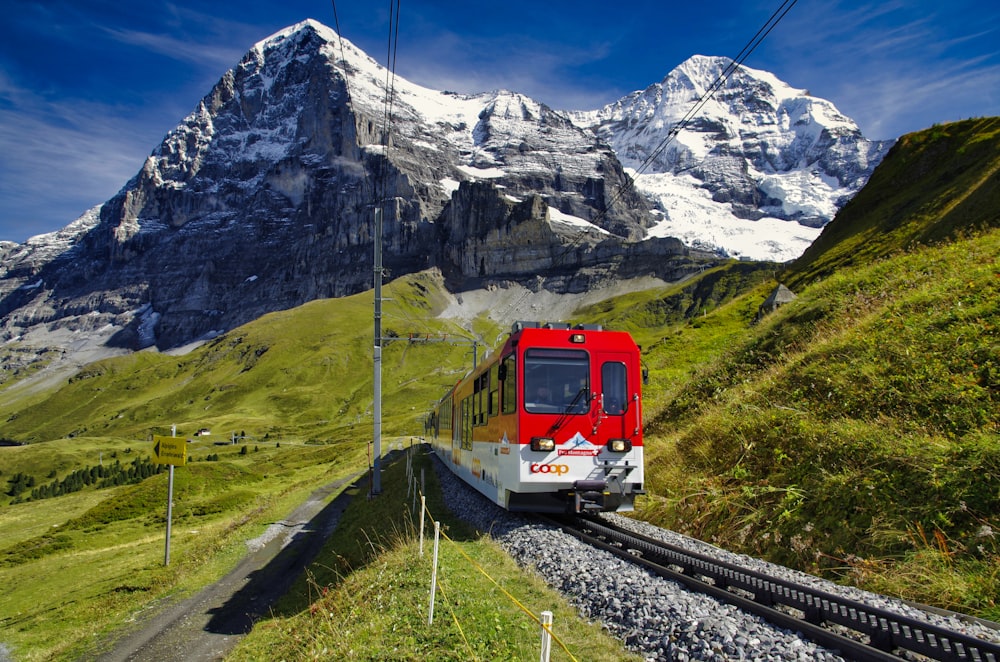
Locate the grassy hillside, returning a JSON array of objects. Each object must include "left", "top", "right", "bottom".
[
  {"left": 0, "top": 271, "right": 492, "bottom": 447},
  {"left": 634, "top": 119, "right": 1000, "bottom": 618},
  {"left": 0, "top": 440, "right": 363, "bottom": 660}
]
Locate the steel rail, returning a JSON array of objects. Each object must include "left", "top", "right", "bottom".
[{"left": 545, "top": 515, "right": 1000, "bottom": 662}]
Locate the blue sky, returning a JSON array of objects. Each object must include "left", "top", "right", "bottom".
[{"left": 1, "top": 1, "right": 998, "bottom": 244}]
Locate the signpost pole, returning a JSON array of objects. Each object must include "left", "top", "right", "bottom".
[{"left": 164, "top": 465, "right": 174, "bottom": 566}]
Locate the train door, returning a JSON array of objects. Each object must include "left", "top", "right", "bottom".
[{"left": 596, "top": 352, "right": 637, "bottom": 440}]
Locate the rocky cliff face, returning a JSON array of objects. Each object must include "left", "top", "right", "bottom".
[{"left": 0, "top": 20, "right": 886, "bottom": 353}]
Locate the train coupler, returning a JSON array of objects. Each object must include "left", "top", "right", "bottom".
[{"left": 572, "top": 479, "right": 608, "bottom": 513}]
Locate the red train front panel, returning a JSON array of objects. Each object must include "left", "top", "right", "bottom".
[{"left": 431, "top": 323, "right": 644, "bottom": 513}]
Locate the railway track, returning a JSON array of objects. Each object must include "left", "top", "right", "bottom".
[{"left": 544, "top": 514, "right": 1000, "bottom": 662}]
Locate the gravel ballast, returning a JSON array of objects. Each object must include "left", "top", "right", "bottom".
[{"left": 428, "top": 452, "right": 849, "bottom": 660}]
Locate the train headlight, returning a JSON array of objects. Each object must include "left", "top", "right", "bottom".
[
  {"left": 531, "top": 437, "right": 556, "bottom": 452},
  {"left": 608, "top": 438, "right": 632, "bottom": 453}
]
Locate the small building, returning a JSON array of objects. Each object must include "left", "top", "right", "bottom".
[{"left": 755, "top": 284, "right": 796, "bottom": 323}]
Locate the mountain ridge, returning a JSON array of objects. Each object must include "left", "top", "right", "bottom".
[{"left": 1, "top": 19, "right": 888, "bottom": 357}]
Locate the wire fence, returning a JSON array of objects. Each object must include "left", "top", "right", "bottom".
[{"left": 404, "top": 444, "right": 578, "bottom": 662}]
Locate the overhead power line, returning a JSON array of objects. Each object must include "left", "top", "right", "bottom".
[
  {"left": 631, "top": 0, "right": 799, "bottom": 180},
  {"left": 495, "top": 0, "right": 799, "bottom": 320}
]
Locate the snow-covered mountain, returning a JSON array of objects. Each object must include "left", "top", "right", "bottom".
[
  {"left": 0, "top": 19, "right": 890, "bottom": 353},
  {"left": 571, "top": 55, "right": 892, "bottom": 261}
]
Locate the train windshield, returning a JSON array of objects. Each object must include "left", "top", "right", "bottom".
[{"left": 523, "top": 348, "right": 589, "bottom": 414}]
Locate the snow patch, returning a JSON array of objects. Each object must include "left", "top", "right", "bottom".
[
  {"left": 638, "top": 171, "right": 821, "bottom": 262},
  {"left": 457, "top": 165, "right": 506, "bottom": 179},
  {"left": 549, "top": 208, "right": 610, "bottom": 235}
]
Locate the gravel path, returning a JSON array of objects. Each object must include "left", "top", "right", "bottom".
[{"left": 91, "top": 473, "right": 359, "bottom": 662}]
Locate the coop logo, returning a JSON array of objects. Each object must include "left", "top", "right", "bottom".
[{"left": 530, "top": 463, "right": 569, "bottom": 475}]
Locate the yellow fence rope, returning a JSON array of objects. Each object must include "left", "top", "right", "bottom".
[
  {"left": 433, "top": 578, "right": 478, "bottom": 661},
  {"left": 418, "top": 488, "right": 580, "bottom": 662}
]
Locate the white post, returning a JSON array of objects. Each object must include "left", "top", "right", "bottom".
[
  {"left": 428, "top": 520, "right": 440, "bottom": 625},
  {"left": 419, "top": 496, "right": 426, "bottom": 556},
  {"left": 539, "top": 610, "right": 553, "bottom": 662}
]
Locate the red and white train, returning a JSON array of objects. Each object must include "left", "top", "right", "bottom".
[{"left": 428, "top": 321, "right": 645, "bottom": 513}]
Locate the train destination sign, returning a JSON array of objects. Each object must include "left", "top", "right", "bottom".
[{"left": 153, "top": 436, "right": 187, "bottom": 466}]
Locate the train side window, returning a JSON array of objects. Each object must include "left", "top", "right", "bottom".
[
  {"left": 602, "top": 362, "right": 628, "bottom": 415},
  {"left": 489, "top": 364, "right": 500, "bottom": 416},
  {"left": 461, "top": 397, "right": 472, "bottom": 449},
  {"left": 440, "top": 394, "right": 453, "bottom": 429},
  {"left": 478, "top": 372, "right": 489, "bottom": 425},
  {"left": 501, "top": 354, "right": 517, "bottom": 414}
]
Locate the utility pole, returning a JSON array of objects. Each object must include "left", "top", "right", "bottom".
[{"left": 372, "top": 205, "right": 383, "bottom": 495}]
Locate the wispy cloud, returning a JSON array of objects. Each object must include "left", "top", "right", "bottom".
[
  {"left": 0, "top": 83, "right": 173, "bottom": 242},
  {"left": 753, "top": 0, "right": 1000, "bottom": 138},
  {"left": 0, "top": 5, "right": 266, "bottom": 242},
  {"left": 100, "top": 26, "right": 245, "bottom": 71},
  {"left": 391, "top": 20, "right": 624, "bottom": 111}
]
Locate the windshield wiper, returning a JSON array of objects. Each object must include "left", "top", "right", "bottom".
[{"left": 547, "top": 388, "right": 589, "bottom": 435}]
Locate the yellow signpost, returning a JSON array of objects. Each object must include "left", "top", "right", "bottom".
[
  {"left": 153, "top": 435, "right": 187, "bottom": 466},
  {"left": 153, "top": 434, "right": 187, "bottom": 565}
]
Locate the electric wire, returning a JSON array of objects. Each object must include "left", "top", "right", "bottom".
[
  {"left": 330, "top": 2, "right": 447, "bottom": 339},
  {"left": 377, "top": 0, "right": 402, "bottom": 209},
  {"left": 496, "top": 0, "right": 798, "bottom": 320},
  {"left": 331, "top": 1, "right": 798, "bottom": 328},
  {"left": 633, "top": 0, "right": 799, "bottom": 180},
  {"left": 329, "top": 0, "right": 374, "bottom": 206}
]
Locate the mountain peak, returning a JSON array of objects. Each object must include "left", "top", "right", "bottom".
[
  {"left": 569, "top": 53, "right": 892, "bottom": 260},
  {"left": 253, "top": 18, "right": 336, "bottom": 50},
  {"left": 0, "top": 19, "right": 891, "bottom": 357}
]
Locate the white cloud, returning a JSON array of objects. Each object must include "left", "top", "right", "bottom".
[
  {"left": 100, "top": 26, "right": 245, "bottom": 71},
  {"left": 0, "top": 84, "right": 173, "bottom": 242},
  {"left": 751, "top": 0, "right": 1000, "bottom": 139},
  {"left": 391, "top": 25, "right": 624, "bottom": 111}
]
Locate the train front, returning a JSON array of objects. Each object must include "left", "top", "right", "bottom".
[{"left": 505, "top": 324, "right": 645, "bottom": 513}]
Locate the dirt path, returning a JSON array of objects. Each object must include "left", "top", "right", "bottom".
[{"left": 92, "top": 472, "right": 363, "bottom": 661}]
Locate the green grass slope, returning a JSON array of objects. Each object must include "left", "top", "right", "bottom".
[
  {"left": 0, "top": 441, "right": 362, "bottom": 661},
  {"left": 0, "top": 271, "right": 489, "bottom": 447},
  {"left": 636, "top": 119, "right": 1000, "bottom": 619}
]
